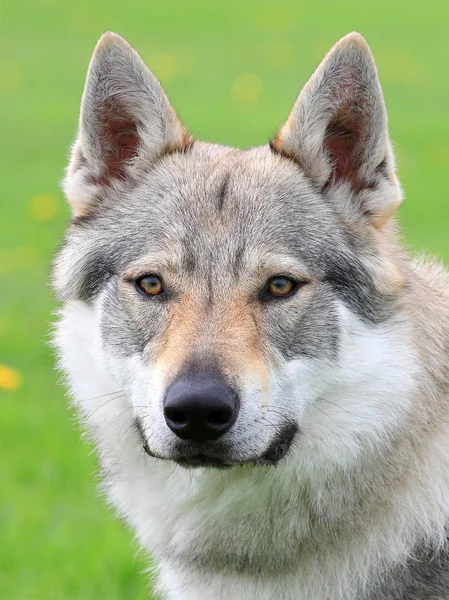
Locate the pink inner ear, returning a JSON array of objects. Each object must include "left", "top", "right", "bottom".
[
  {"left": 322, "top": 79, "right": 372, "bottom": 192},
  {"left": 324, "top": 121, "right": 360, "bottom": 190},
  {"left": 98, "top": 100, "right": 140, "bottom": 183}
]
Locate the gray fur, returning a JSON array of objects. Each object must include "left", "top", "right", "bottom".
[
  {"left": 63, "top": 32, "right": 190, "bottom": 214},
  {"left": 52, "top": 31, "right": 449, "bottom": 600},
  {"left": 273, "top": 32, "right": 402, "bottom": 228},
  {"left": 365, "top": 539, "right": 449, "bottom": 599},
  {"left": 55, "top": 142, "right": 397, "bottom": 368}
]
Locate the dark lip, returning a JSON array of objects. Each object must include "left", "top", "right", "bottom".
[
  {"left": 134, "top": 417, "right": 298, "bottom": 469},
  {"left": 174, "top": 454, "right": 234, "bottom": 469},
  {"left": 260, "top": 422, "right": 298, "bottom": 464}
]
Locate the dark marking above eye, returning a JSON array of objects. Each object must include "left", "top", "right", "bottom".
[
  {"left": 181, "top": 247, "right": 196, "bottom": 274},
  {"left": 217, "top": 173, "right": 230, "bottom": 212},
  {"left": 232, "top": 246, "right": 245, "bottom": 276}
]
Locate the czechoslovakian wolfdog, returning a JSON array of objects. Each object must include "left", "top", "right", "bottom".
[{"left": 52, "top": 32, "right": 449, "bottom": 599}]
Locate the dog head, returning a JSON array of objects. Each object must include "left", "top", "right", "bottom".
[{"left": 53, "top": 32, "right": 409, "bottom": 469}]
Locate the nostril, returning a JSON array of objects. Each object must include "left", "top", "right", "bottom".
[
  {"left": 207, "top": 408, "right": 233, "bottom": 426},
  {"left": 163, "top": 374, "right": 240, "bottom": 442},
  {"left": 165, "top": 407, "right": 188, "bottom": 426}
]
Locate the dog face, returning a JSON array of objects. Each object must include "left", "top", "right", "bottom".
[{"left": 54, "top": 32, "right": 406, "bottom": 469}]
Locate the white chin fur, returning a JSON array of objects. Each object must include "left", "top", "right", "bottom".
[{"left": 54, "top": 299, "right": 449, "bottom": 600}]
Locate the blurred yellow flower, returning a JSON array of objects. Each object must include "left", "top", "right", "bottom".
[
  {"left": 28, "top": 193, "right": 58, "bottom": 222},
  {"left": 231, "top": 73, "right": 262, "bottom": 106},
  {"left": 146, "top": 49, "right": 196, "bottom": 83},
  {"left": 0, "top": 365, "right": 22, "bottom": 391},
  {"left": 147, "top": 53, "right": 177, "bottom": 83}
]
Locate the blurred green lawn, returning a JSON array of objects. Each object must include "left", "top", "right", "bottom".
[{"left": 1, "top": 1, "right": 448, "bottom": 598}]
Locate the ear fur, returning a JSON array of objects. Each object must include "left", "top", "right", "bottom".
[
  {"left": 65, "top": 32, "right": 191, "bottom": 215},
  {"left": 272, "top": 32, "right": 402, "bottom": 227}
]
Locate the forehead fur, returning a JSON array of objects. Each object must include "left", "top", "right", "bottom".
[
  {"left": 53, "top": 140, "right": 401, "bottom": 326},
  {"left": 54, "top": 143, "right": 343, "bottom": 291}
]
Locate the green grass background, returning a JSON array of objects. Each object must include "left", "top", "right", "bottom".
[{"left": 1, "top": 1, "right": 448, "bottom": 598}]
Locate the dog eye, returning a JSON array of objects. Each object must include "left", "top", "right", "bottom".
[
  {"left": 136, "top": 275, "right": 165, "bottom": 297},
  {"left": 262, "top": 276, "right": 299, "bottom": 300}
]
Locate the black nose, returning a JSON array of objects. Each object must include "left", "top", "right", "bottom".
[{"left": 164, "top": 372, "right": 240, "bottom": 443}]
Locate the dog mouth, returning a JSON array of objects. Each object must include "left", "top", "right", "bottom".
[
  {"left": 259, "top": 422, "right": 298, "bottom": 464},
  {"left": 135, "top": 418, "right": 298, "bottom": 469},
  {"left": 174, "top": 454, "right": 234, "bottom": 469}
]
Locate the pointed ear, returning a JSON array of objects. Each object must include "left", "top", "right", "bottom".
[
  {"left": 64, "top": 32, "right": 191, "bottom": 215},
  {"left": 271, "top": 33, "right": 402, "bottom": 228}
]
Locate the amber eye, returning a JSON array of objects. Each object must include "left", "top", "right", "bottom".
[
  {"left": 263, "top": 276, "right": 298, "bottom": 300},
  {"left": 136, "top": 275, "right": 165, "bottom": 297}
]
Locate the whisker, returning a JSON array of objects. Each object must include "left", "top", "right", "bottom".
[
  {"left": 317, "top": 397, "right": 359, "bottom": 418},
  {"left": 312, "top": 404, "right": 339, "bottom": 425},
  {"left": 117, "top": 420, "right": 137, "bottom": 443},
  {"left": 259, "top": 416, "right": 281, "bottom": 428},
  {"left": 264, "top": 407, "right": 286, "bottom": 418},
  {"left": 80, "top": 390, "right": 124, "bottom": 402},
  {"left": 84, "top": 393, "right": 127, "bottom": 419}
]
